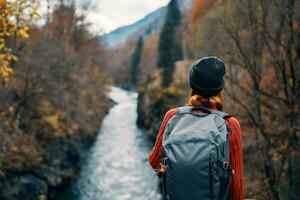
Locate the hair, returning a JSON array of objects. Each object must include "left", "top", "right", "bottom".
[{"left": 187, "top": 90, "right": 224, "bottom": 111}]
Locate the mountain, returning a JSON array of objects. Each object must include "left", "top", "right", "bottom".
[
  {"left": 100, "top": 6, "right": 167, "bottom": 48},
  {"left": 100, "top": 0, "right": 195, "bottom": 48},
  {"left": 178, "top": 0, "right": 194, "bottom": 12},
  {"left": 103, "top": 0, "right": 196, "bottom": 88}
]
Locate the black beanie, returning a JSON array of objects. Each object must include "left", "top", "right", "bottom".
[{"left": 189, "top": 56, "right": 226, "bottom": 97}]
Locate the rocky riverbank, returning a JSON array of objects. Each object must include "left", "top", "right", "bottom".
[{"left": 0, "top": 98, "right": 113, "bottom": 200}]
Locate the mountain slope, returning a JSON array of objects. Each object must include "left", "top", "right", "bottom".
[
  {"left": 100, "top": 0, "right": 194, "bottom": 48},
  {"left": 100, "top": 7, "right": 166, "bottom": 47}
]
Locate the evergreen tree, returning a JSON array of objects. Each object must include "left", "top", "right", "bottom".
[
  {"left": 157, "top": 0, "right": 182, "bottom": 87},
  {"left": 131, "top": 36, "right": 144, "bottom": 87}
]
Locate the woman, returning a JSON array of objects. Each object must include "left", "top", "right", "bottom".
[{"left": 149, "top": 57, "right": 244, "bottom": 200}]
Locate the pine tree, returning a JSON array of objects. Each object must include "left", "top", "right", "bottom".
[
  {"left": 157, "top": 0, "right": 182, "bottom": 87},
  {"left": 131, "top": 36, "right": 144, "bottom": 87}
]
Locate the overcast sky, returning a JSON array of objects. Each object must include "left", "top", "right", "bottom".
[
  {"left": 38, "top": 0, "right": 170, "bottom": 35},
  {"left": 86, "top": 0, "right": 170, "bottom": 34}
]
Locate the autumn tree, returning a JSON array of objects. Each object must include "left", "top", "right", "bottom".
[
  {"left": 218, "top": 0, "right": 299, "bottom": 198},
  {"left": 189, "top": 0, "right": 299, "bottom": 198},
  {"left": 0, "top": 0, "right": 39, "bottom": 82},
  {"left": 189, "top": 0, "right": 217, "bottom": 28},
  {"left": 157, "top": 0, "right": 182, "bottom": 87},
  {"left": 0, "top": 1, "right": 110, "bottom": 192}
]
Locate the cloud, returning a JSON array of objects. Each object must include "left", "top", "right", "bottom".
[
  {"left": 88, "top": 0, "right": 170, "bottom": 33},
  {"left": 85, "top": 12, "right": 117, "bottom": 35},
  {"left": 37, "top": 0, "right": 170, "bottom": 34}
]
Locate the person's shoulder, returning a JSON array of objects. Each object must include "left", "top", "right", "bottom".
[
  {"left": 225, "top": 116, "right": 240, "bottom": 125},
  {"left": 225, "top": 116, "right": 241, "bottom": 132},
  {"left": 165, "top": 108, "right": 178, "bottom": 117},
  {"left": 161, "top": 108, "right": 178, "bottom": 123}
]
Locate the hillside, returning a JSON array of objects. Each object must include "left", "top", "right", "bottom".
[
  {"left": 99, "top": 7, "right": 166, "bottom": 47},
  {"left": 0, "top": 4, "right": 112, "bottom": 199},
  {"left": 100, "top": 0, "right": 194, "bottom": 48},
  {"left": 103, "top": 0, "right": 195, "bottom": 88},
  {"left": 135, "top": 0, "right": 300, "bottom": 199}
]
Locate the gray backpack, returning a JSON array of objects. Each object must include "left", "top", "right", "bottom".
[{"left": 159, "top": 106, "right": 233, "bottom": 200}]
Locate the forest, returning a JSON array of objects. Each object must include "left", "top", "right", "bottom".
[
  {"left": 0, "top": 0, "right": 299, "bottom": 200},
  {"left": 120, "top": 0, "right": 300, "bottom": 199},
  {"left": 0, "top": 0, "right": 111, "bottom": 199}
]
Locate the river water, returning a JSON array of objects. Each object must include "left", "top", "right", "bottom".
[{"left": 59, "top": 87, "right": 162, "bottom": 200}]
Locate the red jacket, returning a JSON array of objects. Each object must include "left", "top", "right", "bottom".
[{"left": 149, "top": 108, "right": 244, "bottom": 200}]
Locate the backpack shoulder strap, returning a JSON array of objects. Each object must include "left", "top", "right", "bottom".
[
  {"left": 177, "top": 106, "right": 213, "bottom": 114},
  {"left": 177, "top": 106, "right": 231, "bottom": 119},
  {"left": 211, "top": 110, "right": 231, "bottom": 119},
  {"left": 176, "top": 106, "right": 193, "bottom": 114}
]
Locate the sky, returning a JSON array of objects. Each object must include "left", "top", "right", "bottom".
[
  {"left": 86, "top": 0, "right": 170, "bottom": 34},
  {"left": 38, "top": 0, "right": 169, "bottom": 35}
]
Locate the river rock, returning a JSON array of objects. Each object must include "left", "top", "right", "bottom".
[
  {"left": 0, "top": 133, "right": 95, "bottom": 200},
  {"left": 0, "top": 174, "right": 48, "bottom": 200}
]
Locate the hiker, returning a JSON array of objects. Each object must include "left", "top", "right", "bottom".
[{"left": 149, "top": 57, "right": 244, "bottom": 200}]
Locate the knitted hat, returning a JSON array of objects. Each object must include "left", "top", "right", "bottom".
[{"left": 189, "top": 56, "right": 226, "bottom": 97}]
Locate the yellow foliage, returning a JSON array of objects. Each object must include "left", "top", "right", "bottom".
[
  {"left": 155, "top": 86, "right": 183, "bottom": 100},
  {"left": 0, "top": 0, "right": 39, "bottom": 81},
  {"left": 8, "top": 105, "right": 14, "bottom": 112},
  {"left": 44, "top": 115, "right": 60, "bottom": 130},
  {"left": 0, "top": 169, "right": 5, "bottom": 177},
  {"left": 38, "top": 195, "right": 47, "bottom": 200},
  {"left": 10, "top": 146, "right": 18, "bottom": 153},
  {"left": 17, "top": 27, "right": 30, "bottom": 38}
]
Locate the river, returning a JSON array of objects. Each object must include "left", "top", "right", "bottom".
[{"left": 58, "top": 87, "right": 162, "bottom": 200}]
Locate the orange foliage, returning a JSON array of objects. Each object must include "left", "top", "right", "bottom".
[{"left": 189, "top": 0, "right": 217, "bottom": 28}]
